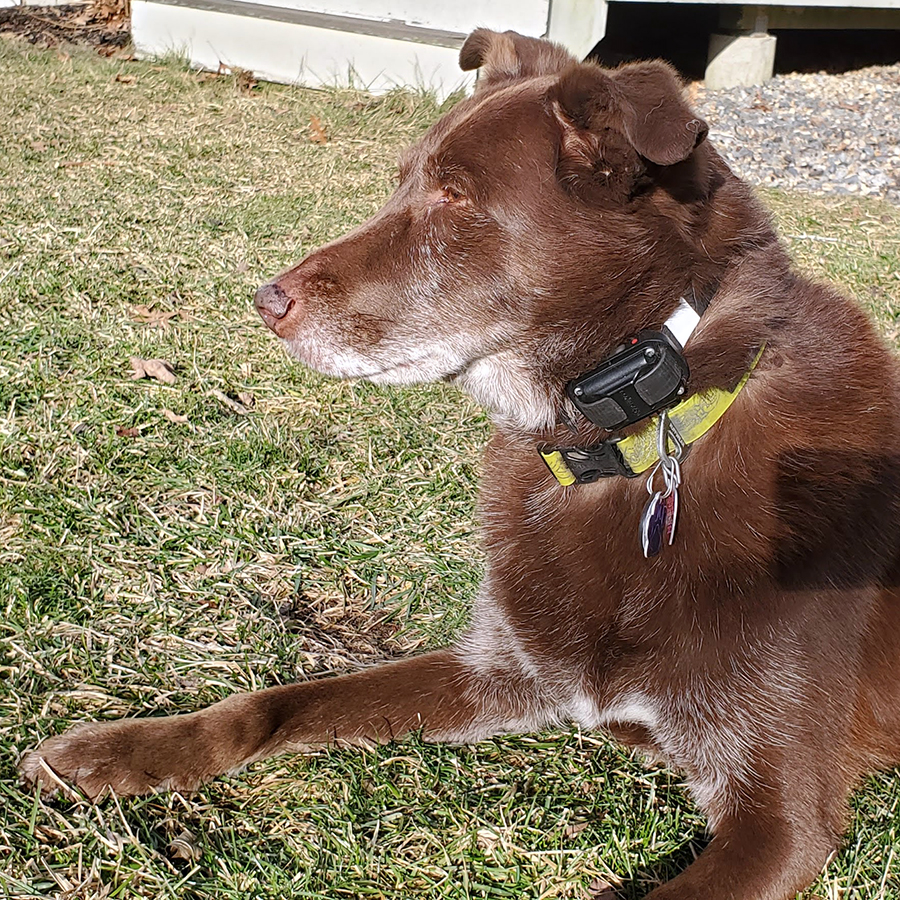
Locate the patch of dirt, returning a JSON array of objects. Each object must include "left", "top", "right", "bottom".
[{"left": 0, "top": 1, "right": 130, "bottom": 55}]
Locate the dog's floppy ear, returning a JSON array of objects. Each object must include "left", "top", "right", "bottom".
[
  {"left": 554, "top": 61, "right": 707, "bottom": 167},
  {"left": 460, "top": 29, "right": 575, "bottom": 93},
  {"left": 550, "top": 64, "right": 645, "bottom": 203},
  {"left": 612, "top": 61, "right": 708, "bottom": 165}
]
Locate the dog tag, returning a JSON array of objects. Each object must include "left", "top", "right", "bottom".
[
  {"left": 663, "top": 489, "right": 678, "bottom": 545},
  {"left": 640, "top": 491, "right": 667, "bottom": 558},
  {"left": 638, "top": 411, "right": 684, "bottom": 558}
]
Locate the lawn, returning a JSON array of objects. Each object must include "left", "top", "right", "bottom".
[{"left": 1, "top": 35, "right": 900, "bottom": 900}]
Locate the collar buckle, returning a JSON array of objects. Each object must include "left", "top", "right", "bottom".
[{"left": 539, "top": 442, "right": 637, "bottom": 486}]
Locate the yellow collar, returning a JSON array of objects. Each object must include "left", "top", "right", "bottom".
[{"left": 540, "top": 345, "right": 764, "bottom": 485}]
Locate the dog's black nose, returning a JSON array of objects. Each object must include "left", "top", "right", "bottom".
[{"left": 254, "top": 282, "right": 293, "bottom": 330}]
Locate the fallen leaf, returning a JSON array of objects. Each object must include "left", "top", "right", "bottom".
[
  {"left": 196, "top": 71, "right": 219, "bottom": 83},
  {"left": 233, "top": 67, "right": 258, "bottom": 93},
  {"left": 130, "top": 357, "right": 176, "bottom": 385},
  {"left": 236, "top": 391, "right": 255, "bottom": 408},
  {"left": 587, "top": 877, "right": 620, "bottom": 898},
  {"left": 209, "top": 389, "right": 250, "bottom": 415},
  {"left": 162, "top": 409, "right": 189, "bottom": 424},
  {"left": 168, "top": 829, "right": 201, "bottom": 861},
  {"left": 115, "top": 425, "right": 140, "bottom": 438},
  {"left": 114, "top": 73, "right": 135, "bottom": 84},
  {"left": 309, "top": 115, "right": 328, "bottom": 144},
  {"left": 130, "top": 304, "right": 179, "bottom": 328}
]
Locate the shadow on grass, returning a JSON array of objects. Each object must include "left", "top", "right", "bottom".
[{"left": 613, "top": 834, "right": 710, "bottom": 899}]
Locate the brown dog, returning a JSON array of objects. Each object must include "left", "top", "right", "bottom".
[{"left": 22, "top": 29, "right": 900, "bottom": 899}]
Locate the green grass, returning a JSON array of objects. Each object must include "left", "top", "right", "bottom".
[{"left": 1, "top": 35, "right": 900, "bottom": 900}]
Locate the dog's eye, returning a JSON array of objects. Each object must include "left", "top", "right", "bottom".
[{"left": 439, "top": 185, "right": 465, "bottom": 204}]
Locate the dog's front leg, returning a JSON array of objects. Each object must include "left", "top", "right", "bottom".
[
  {"left": 644, "top": 774, "right": 842, "bottom": 900},
  {"left": 20, "top": 649, "right": 545, "bottom": 799}
]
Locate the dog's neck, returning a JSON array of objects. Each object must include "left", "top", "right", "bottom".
[
  {"left": 458, "top": 291, "right": 707, "bottom": 438},
  {"left": 460, "top": 270, "right": 771, "bottom": 475}
]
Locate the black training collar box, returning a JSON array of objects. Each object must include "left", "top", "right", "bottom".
[{"left": 567, "top": 330, "right": 690, "bottom": 430}]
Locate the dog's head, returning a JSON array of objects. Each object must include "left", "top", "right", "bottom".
[{"left": 256, "top": 30, "right": 759, "bottom": 431}]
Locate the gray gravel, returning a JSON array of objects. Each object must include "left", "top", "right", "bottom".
[{"left": 692, "top": 64, "right": 900, "bottom": 204}]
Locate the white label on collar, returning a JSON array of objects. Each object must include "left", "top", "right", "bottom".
[{"left": 664, "top": 298, "right": 700, "bottom": 349}]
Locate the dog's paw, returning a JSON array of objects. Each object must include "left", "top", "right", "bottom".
[{"left": 20, "top": 718, "right": 203, "bottom": 800}]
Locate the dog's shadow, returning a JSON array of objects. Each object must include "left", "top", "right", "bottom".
[{"left": 606, "top": 836, "right": 709, "bottom": 898}]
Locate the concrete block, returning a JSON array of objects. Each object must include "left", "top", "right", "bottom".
[
  {"left": 705, "top": 32, "right": 776, "bottom": 90},
  {"left": 547, "top": 0, "right": 609, "bottom": 60}
]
